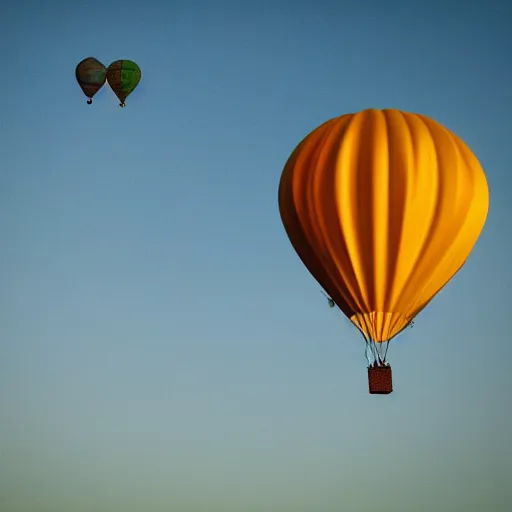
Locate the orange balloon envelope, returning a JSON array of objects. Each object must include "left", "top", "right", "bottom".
[{"left": 278, "top": 109, "right": 489, "bottom": 346}]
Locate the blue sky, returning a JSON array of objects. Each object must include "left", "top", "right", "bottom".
[{"left": 1, "top": 1, "right": 511, "bottom": 511}]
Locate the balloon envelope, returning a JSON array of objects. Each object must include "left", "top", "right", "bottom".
[
  {"left": 278, "top": 108, "right": 489, "bottom": 343},
  {"left": 75, "top": 57, "right": 107, "bottom": 103},
  {"left": 106, "top": 60, "right": 141, "bottom": 106}
]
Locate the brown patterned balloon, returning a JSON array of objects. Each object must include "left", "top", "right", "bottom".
[{"left": 75, "top": 57, "right": 107, "bottom": 104}]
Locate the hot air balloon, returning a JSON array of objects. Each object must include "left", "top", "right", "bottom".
[
  {"left": 75, "top": 57, "right": 107, "bottom": 104},
  {"left": 278, "top": 108, "right": 489, "bottom": 394},
  {"left": 106, "top": 60, "right": 141, "bottom": 107}
]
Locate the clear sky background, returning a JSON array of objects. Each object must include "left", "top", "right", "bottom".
[{"left": 1, "top": 1, "right": 511, "bottom": 511}]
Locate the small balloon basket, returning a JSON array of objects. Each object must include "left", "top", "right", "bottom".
[{"left": 368, "top": 365, "right": 393, "bottom": 394}]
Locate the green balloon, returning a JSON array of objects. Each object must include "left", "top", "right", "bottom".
[{"left": 106, "top": 60, "right": 142, "bottom": 107}]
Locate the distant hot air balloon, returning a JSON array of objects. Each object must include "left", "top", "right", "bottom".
[
  {"left": 75, "top": 57, "right": 107, "bottom": 104},
  {"left": 106, "top": 60, "right": 141, "bottom": 107},
  {"left": 278, "top": 108, "right": 489, "bottom": 394}
]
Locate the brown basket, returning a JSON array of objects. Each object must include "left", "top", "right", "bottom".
[{"left": 368, "top": 365, "right": 393, "bottom": 394}]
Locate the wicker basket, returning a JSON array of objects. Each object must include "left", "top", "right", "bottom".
[{"left": 368, "top": 365, "right": 393, "bottom": 394}]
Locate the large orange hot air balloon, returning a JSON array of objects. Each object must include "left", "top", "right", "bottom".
[{"left": 278, "top": 108, "right": 489, "bottom": 394}]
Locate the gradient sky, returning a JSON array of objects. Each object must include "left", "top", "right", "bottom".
[{"left": 1, "top": 1, "right": 511, "bottom": 511}]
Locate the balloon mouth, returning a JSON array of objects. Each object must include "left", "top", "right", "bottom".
[{"left": 350, "top": 311, "right": 412, "bottom": 342}]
